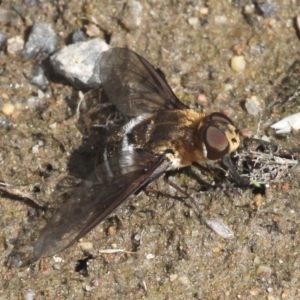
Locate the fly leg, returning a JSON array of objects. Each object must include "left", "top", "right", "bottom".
[{"left": 163, "top": 174, "right": 206, "bottom": 224}]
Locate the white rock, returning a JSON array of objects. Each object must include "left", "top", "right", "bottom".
[
  {"left": 2, "top": 102, "right": 15, "bottom": 115},
  {"left": 231, "top": 55, "right": 246, "bottom": 72},
  {"left": 50, "top": 38, "right": 111, "bottom": 88}
]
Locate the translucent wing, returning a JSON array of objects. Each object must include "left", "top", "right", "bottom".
[
  {"left": 100, "top": 47, "right": 188, "bottom": 116},
  {"left": 34, "top": 151, "right": 171, "bottom": 258}
]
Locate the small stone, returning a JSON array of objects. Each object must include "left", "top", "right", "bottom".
[
  {"left": 170, "top": 274, "right": 178, "bottom": 281},
  {"left": 253, "top": 256, "right": 260, "bottom": 264},
  {"left": 232, "top": 44, "right": 247, "bottom": 56},
  {"left": 26, "top": 96, "right": 44, "bottom": 110},
  {"left": 107, "top": 226, "right": 117, "bottom": 236},
  {"left": 2, "top": 103, "right": 15, "bottom": 116},
  {"left": 50, "top": 38, "right": 111, "bottom": 88},
  {"left": 79, "top": 242, "right": 94, "bottom": 252},
  {"left": 243, "top": 4, "right": 255, "bottom": 15},
  {"left": 178, "top": 275, "right": 190, "bottom": 286},
  {"left": 245, "top": 95, "right": 261, "bottom": 116},
  {"left": 32, "top": 144, "right": 40, "bottom": 154},
  {"left": 49, "top": 122, "right": 57, "bottom": 129},
  {"left": 250, "top": 289, "right": 259, "bottom": 296},
  {"left": 85, "top": 285, "right": 93, "bottom": 291},
  {"left": 281, "top": 290, "right": 289, "bottom": 298},
  {"left": 53, "top": 256, "right": 64, "bottom": 263},
  {"left": 23, "top": 22, "right": 58, "bottom": 60},
  {"left": 199, "top": 7, "right": 209, "bottom": 15},
  {"left": 257, "top": 265, "right": 272, "bottom": 274},
  {"left": 0, "top": 115, "right": 12, "bottom": 129},
  {"left": 197, "top": 94, "right": 208, "bottom": 107},
  {"left": 24, "top": 290, "right": 36, "bottom": 300},
  {"left": 231, "top": 55, "right": 246, "bottom": 72},
  {"left": 188, "top": 17, "right": 199, "bottom": 27},
  {"left": 72, "top": 29, "right": 87, "bottom": 43},
  {"left": 256, "top": 2, "right": 277, "bottom": 18},
  {"left": 253, "top": 193, "right": 263, "bottom": 209},
  {"left": 281, "top": 182, "right": 290, "bottom": 192},
  {"left": 52, "top": 263, "right": 61, "bottom": 270},
  {"left": 91, "top": 278, "right": 100, "bottom": 287},
  {"left": 239, "top": 128, "right": 253, "bottom": 138},
  {"left": 214, "top": 15, "right": 227, "bottom": 24},
  {"left": 7, "top": 36, "right": 24, "bottom": 56},
  {"left": 24, "top": 0, "right": 39, "bottom": 6},
  {"left": 146, "top": 253, "right": 155, "bottom": 259},
  {"left": 120, "top": 0, "right": 143, "bottom": 30},
  {"left": 85, "top": 24, "right": 101, "bottom": 37},
  {"left": 29, "top": 65, "right": 49, "bottom": 87},
  {"left": 0, "top": 9, "right": 18, "bottom": 26}
]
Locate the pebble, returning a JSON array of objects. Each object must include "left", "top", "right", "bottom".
[
  {"left": 107, "top": 226, "right": 117, "bottom": 236},
  {"left": 249, "top": 289, "right": 259, "bottom": 296},
  {"left": 178, "top": 275, "right": 190, "bottom": 286},
  {"left": 256, "top": 2, "right": 277, "bottom": 18},
  {"left": 23, "top": 22, "right": 58, "bottom": 60},
  {"left": 253, "top": 256, "right": 260, "bottom": 264},
  {"left": 24, "top": 0, "right": 39, "bottom": 6},
  {"left": 243, "top": 4, "right": 255, "bottom": 15},
  {"left": 214, "top": 15, "right": 227, "bottom": 24},
  {"left": 231, "top": 55, "right": 246, "bottom": 72},
  {"left": 52, "top": 263, "right": 61, "bottom": 270},
  {"left": 85, "top": 24, "right": 101, "bottom": 37},
  {"left": 1, "top": 102, "right": 15, "bottom": 116},
  {"left": 49, "top": 122, "right": 57, "bottom": 129},
  {"left": 79, "top": 241, "right": 94, "bottom": 252},
  {"left": 24, "top": 290, "right": 35, "bottom": 300},
  {"left": 0, "top": 115, "right": 12, "bottom": 129},
  {"left": 257, "top": 265, "right": 272, "bottom": 274},
  {"left": 26, "top": 96, "right": 44, "bottom": 110},
  {"left": 72, "top": 29, "right": 87, "bottom": 43},
  {"left": 120, "top": 0, "right": 143, "bottom": 30},
  {"left": 244, "top": 95, "right": 261, "bottom": 116},
  {"left": 32, "top": 140, "right": 44, "bottom": 154},
  {"left": 253, "top": 193, "right": 263, "bottom": 209},
  {"left": 29, "top": 65, "right": 49, "bottom": 87},
  {"left": 146, "top": 253, "right": 155, "bottom": 259},
  {"left": 50, "top": 38, "right": 111, "bottom": 88},
  {"left": 91, "top": 278, "right": 100, "bottom": 287},
  {"left": 170, "top": 274, "right": 178, "bottom": 281},
  {"left": 0, "top": 9, "right": 18, "bottom": 26},
  {"left": 7, "top": 36, "right": 24, "bottom": 56},
  {"left": 239, "top": 128, "right": 253, "bottom": 138},
  {"left": 199, "top": 7, "right": 209, "bottom": 15},
  {"left": 188, "top": 17, "right": 199, "bottom": 27},
  {"left": 197, "top": 94, "right": 208, "bottom": 107}
]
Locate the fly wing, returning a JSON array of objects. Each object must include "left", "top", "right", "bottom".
[
  {"left": 100, "top": 47, "right": 188, "bottom": 116},
  {"left": 34, "top": 151, "right": 171, "bottom": 258}
]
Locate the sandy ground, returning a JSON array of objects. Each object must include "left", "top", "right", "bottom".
[{"left": 0, "top": 0, "right": 300, "bottom": 299}]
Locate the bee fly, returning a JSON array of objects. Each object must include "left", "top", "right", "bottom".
[{"left": 33, "top": 48, "right": 240, "bottom": 258}]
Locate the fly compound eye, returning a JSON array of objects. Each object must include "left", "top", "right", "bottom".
[
  {"left": 209, "top": 112, "right": 234, "bottom": 125},
  {"left": 203, "top": 125, "right": 229, "bottom": 160}
]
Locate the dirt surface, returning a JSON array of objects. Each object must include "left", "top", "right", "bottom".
[{"left": 0, "top": 0, "right": 300, "bottom": 299}]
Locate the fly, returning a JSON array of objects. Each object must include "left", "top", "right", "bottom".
[{"left": 33, "top": 48, "right": 241, "bottom": 258}]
